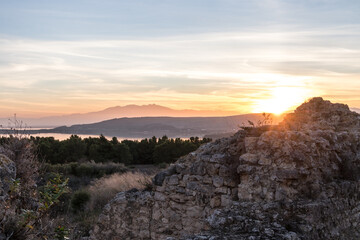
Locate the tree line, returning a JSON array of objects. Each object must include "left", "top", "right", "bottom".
[{"left": 15, "top": 135, "right": 212, "bottom": 165}]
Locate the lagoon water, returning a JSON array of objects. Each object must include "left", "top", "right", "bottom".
[
  {"left": 0, "top": 130, "right": 139, "bottom": 141},
  {"left": 30, "top": 133, "right": 114, "bottom": 140}
]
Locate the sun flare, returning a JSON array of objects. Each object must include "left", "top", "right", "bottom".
[{"left": 253, "top": 87, "right": 311, "bottom": 115}]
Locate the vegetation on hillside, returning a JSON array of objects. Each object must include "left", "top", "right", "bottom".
[
  {"left": 27, "top": 135, "right": 211, "bottom": 165},
  {"left": 0, "top": 137, "right": 70, "bottom": 239},
  {"left": 0, "top": 132, "right": 211, "bottom": 239}
]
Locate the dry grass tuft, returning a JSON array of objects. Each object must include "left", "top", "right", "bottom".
[{"left": 87, "top": 171, "right": 152, "bottom": 210}]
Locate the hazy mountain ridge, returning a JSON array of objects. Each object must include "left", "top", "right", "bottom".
[
  {"left": 0, "top": 104, "right": 239, "bottom": 128},
  {"left": 351, "top": 107, "right": 360, "bottom": 113},
  {"left": 13, "top": 114, "right": 282, "bottom": 138},
  {"left": 1, "top": 104, "right": 357, "bottom": 129}
]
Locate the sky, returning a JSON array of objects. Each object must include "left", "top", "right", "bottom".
[{"left": 0, "top": 0, "right": 359, "bottom": 117}]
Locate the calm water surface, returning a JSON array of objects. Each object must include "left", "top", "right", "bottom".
[{"left": 1, "top": 130, "right": 139, "bottom": 141}]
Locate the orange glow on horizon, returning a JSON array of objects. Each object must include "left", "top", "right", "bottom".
[{"left": 252, "top": 87, "right": 313, "bottom": 115}]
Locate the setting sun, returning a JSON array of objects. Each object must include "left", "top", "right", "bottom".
[{"left": 252, "top": 87, "right": 312, "bottom": 115}]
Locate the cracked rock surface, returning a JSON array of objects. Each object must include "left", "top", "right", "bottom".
[{"left": 89, "top": 98, "right": 360, "bottom": 240}]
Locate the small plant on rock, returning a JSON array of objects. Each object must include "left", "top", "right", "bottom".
[
  {"left": 54, "top": 225, "right": 70, "bottom": 240},
  {"left": 240, "top": 113, "right": 274, "bottom": 137}
]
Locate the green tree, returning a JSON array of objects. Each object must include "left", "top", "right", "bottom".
[{"left": 59, "top": 135, "right": 86, "bottom": 162}]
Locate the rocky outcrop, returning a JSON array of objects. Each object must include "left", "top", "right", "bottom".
[
  {"left": 0, "top": 154, "right": 16, "bottom": 202},
  {"left": 90, "top": 98, "right": 360, "bottom": 240},
  {"left": 0, "top": 154, "right": 16, "bottom": 240},
  {"left": 281, "top": 97, "right": 360, "bottom": 131},
  {"left": 90, "top": 132, "right": 245, "bottom": 240}
]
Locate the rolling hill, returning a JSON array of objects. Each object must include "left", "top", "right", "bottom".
[
  {"left": 34, "top": 113, "right": 283, "bottom": 138},
  {"left": 0, "top": 104, "right": 239, "bottom": 128}
]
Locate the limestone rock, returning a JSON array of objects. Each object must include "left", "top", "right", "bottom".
[
  {"left": 90, "top": 98, "right": 360, "bottom": 240},
  {"left": 281, "top": 97, "right": 360, "bottom": 131},
  {"left": 0, "top": 154, "right": 16, "bottom": 201}
]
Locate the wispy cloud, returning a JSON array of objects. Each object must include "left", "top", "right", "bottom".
[{"left": 1, "top": 25, "right": 360, "bottom": 116}]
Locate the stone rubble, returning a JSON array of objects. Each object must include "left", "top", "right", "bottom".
[{"left": 89, "top": 98, "right": 360, "bottom": 240}]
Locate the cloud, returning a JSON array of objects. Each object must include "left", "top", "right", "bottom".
[{"left": 0, "top": 25, "right": 360, "bottom": 116}]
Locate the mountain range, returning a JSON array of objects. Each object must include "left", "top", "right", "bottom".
[
  {"left": 11, "top": 114, "right": 283, "bottom": 139},
  {"left": 0, "top": 104, "right": 239, "bottom": 128}
]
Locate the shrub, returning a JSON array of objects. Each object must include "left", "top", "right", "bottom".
[
  {"left": 0, "top": 136, "right": 39, "bottom": 198},
  {"left": 39, "top": 173, "right": 70, "bottom": 212},
  {"left": 158, "top": 162, "right": 168, "bottom": 169},
  {"left": 54, "top": 225, "right": 69, "bottom": 240},
  {"left": 42, "top": 162, "right": 126, "bottom": 178},
  {"left": 0, "top": 171, "right": 69, "bottom": 239},
  {"left": 71, "top": 190, "right": 91, "bottom": 213},
  {"left": 0, "top": 119, "right": 71, "bottom": 239}
]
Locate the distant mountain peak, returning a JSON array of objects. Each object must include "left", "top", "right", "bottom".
[{"left": 0, "top": 104, "right": 240, "bottom": 128}]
